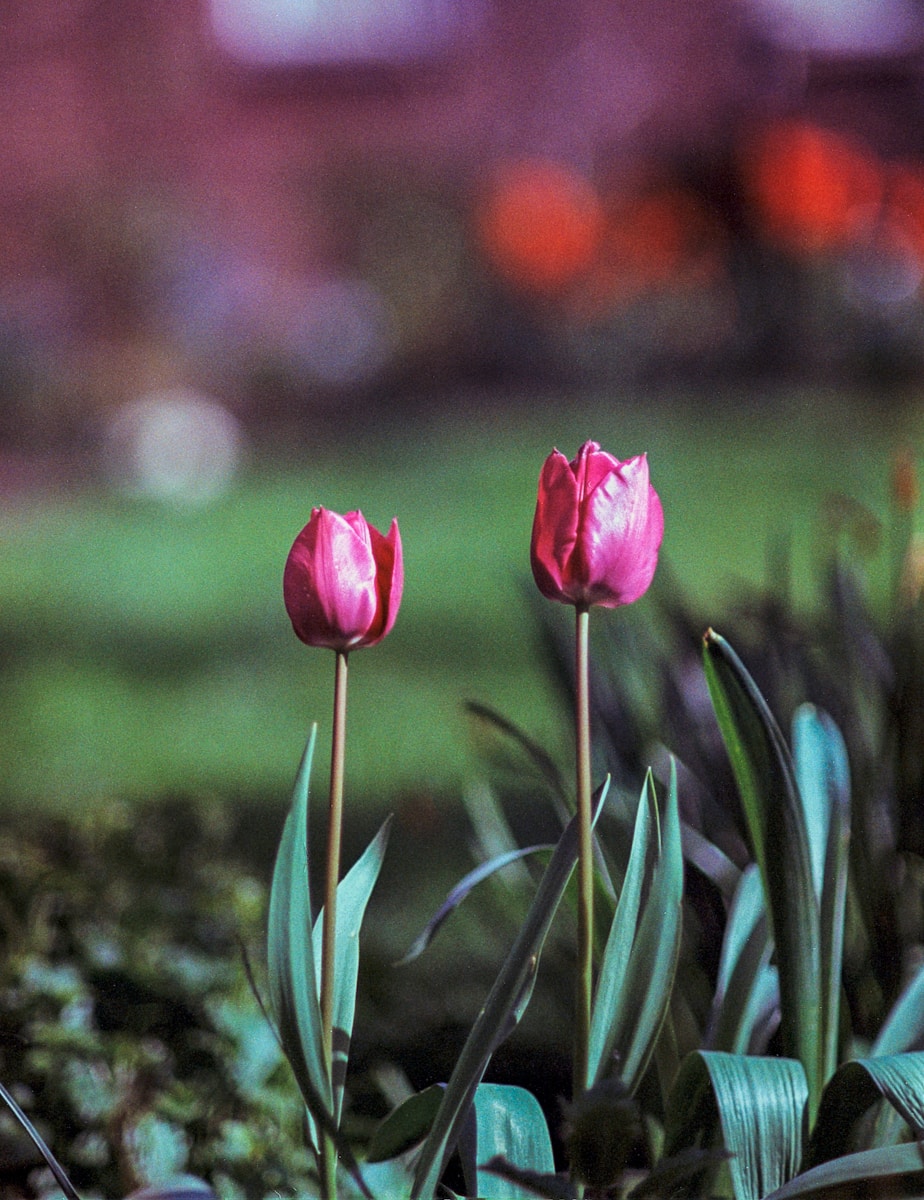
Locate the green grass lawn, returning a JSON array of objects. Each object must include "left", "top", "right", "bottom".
[{"left": 0, "top": 384, "right": 920, "bottom": 813}]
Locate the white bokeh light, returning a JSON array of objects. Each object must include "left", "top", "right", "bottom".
[
  {"left": 106, "top": 389, "right": 244, "bottom": 505},
  {"left": 749, "top": 0, "right": 924, "bottom": 53},
  {"left": 210, "top": 0, "right": 479, "bottom": 64}
]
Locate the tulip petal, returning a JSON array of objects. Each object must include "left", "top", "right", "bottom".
[
  {"left": 573, "top": 440, "right": 622, "bottom": 502},
  {"left": 531, "top": 444, "right": 663, "bottom": 609},
  {"left": 531, "top": 449, "right": 580, "bottom": 601},
  {"left": 283, "top": 508, "right": 378, "bottom": 649},
  {"left": 579, "top": 456, "right": 663, "bottom": 607},
  {"left": 361, "top": 518, "right": 404, "bottom": 647}
]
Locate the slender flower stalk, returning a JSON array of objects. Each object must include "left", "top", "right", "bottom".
[
  {"left": 530, "top": 440, "right": 663, "bottom": 1116},
  {"left": 319, "top": 648, "right": 349, "bottom": 1200},
  {"left": 321, "top": 650, "right": 348, "bottom": 1051},
  {"left": 283, "top": 505, "right": 403, "bottom": 1200},
  {"left": 574, "top": 604, "right": 593, "bottom": 1100}
]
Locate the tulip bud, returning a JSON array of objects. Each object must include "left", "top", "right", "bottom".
[
  {"left": 530, "top": 441, "right": 663, "bottom": 608},
  {"left": 283, "top": 507, "right": 403, "bottom": 650}
]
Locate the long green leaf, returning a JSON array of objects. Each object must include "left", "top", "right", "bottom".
[
  {"left": 792, "top": 705, "right": 850, "bottom": 1084},
  {"left": 763, "top": 1142, "right": 924, "bottom": 1198},
  {"left": 703, "top": 631, "right": 822, "bottom": 1120},
  {"left": 587, "top": 773, "right": 655, "bottom": 1084},
  {"left": 312, "top": 816, "right": 392, "bottom": 1120},
  {"left": 398, "top": 844, "right": 553, "bottom": 966},
  {"left": 480, "top": 1159, "right": 574, "bottom": 1200},
  {"left": 806, "top": 1053, "right": 924, "bottom": 1167},
  {"left": 335, "top": 1158, "right": 416, "bottom": 1200},
  {"left": 266, "top": 729, "right": 373, "bottom": 1198},
  {"left": 706, "top": 865, "right": 776, "bottom": 1055},
  {"left": 458, "top": 1083, "right": 556, "bottom": 1200},
  {"left": 588, "top": 762, "right": 683, "bottom": 1094},
  {"left": 664, "top": 1050, "right": 808, "bottom": 1200},
  {"left": 366, "top": 1085, "right": 446, "bottom": 1164},
  {"left": 873, "top": 959, "right": 924, "bottom": 1056},
  {"left": 627, "top": 1147, "right": 734, "bottom": 1199},
  {"left": 465, "top": 701, "right": 570, "bottom": 810},
  {"left": 0, "top": 1079, "right": 80, "bottom": 1200},
  {"left": 409, "top": 781, "right": 609, "bottom": 1200},
  {"left": 681, "top": 821, "right": 741, "bottom": 900},
  {"left": 792, "top": 707, "right": 849, "bottom": 900},
  {"left": 266, "top": 726, "right": 332, "bottom": 1131}
]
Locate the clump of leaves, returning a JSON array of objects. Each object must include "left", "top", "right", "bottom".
[{"left": 0, "top": 797, "right": 312, "bottom": 1199}]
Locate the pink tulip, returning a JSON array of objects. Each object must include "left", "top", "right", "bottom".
[
  {"left": 284, "top": 508, "right": 403, "bottom": 650},
  {"left": 531, "top": 441, "right": 663, "bottom": 608}
]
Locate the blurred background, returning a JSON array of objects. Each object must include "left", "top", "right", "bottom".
[{"left": 2, "top": 0, "right": 924, "bottom": 812}]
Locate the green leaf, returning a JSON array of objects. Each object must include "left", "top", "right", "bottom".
[
  {"left": 807, "top": 1053, "right": 924, "bottom": 1167},
  {"left": 367, "top": 1085, "right": 446, "bottom": 1163},
  {"left": 0, "top": 1079, "right": 80, "bottom": 1200},
  {"left": 627, "top": 1147, "right": 733, "bottom": 1199},
  {"left": 792, "top": 705, "right": 850, "bottom": 1083},
  {"left": 792, "top": 706, "right": 849, "bottom": 902},
  {"left": 664, "top": 1051, "right": 808, "bottom": 1200},
  {"left": 706, "top": 864, "right": 777, "bottom": 1055},
  {"left": 587, "top": 774, "right": 654, "bottom": 1082},
  {"left": 703, "top": 631, "right": 822, "bottom": 1120},
  {"left": 266, "top": 727, "right": 333, "bottom": 1135},
  {"left": 763, "top": 1142, "right": 924, "bottom": 1199},
  {"left": 409, "top": 781, "right": 609, "bottom": 1200},
  {"left": 337, "top": 1158, "right": 416, "bottom": 1200},
  {"left": 398, "top": 843, "right": 554, "bottom": 966},
  {"left": 266, "top": 729, "right": 373, "bottom": 1198},
  {"left": 312, "top": 816, "right": 392, "bottom": 1121},
  {"left": 588, "top": 763, "right": 683, "bottom": 1094},
  {"left": 465, "top": 701, "right": 570, "bottom": 810},
  {"left": 458, "top": 1083, "right": 556, "bottom": 1200},
  {"left": 681, "top": 821, "right": 741, "bottom": 901},
  {"left": 873, "top": 960, "right": 924, "bottom": 1056},
  {"left": 480, "top": 1157, "right": 574, "bottom": 1199}
]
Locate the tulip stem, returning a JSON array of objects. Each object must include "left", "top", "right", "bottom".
[
  {"left": 320, "top": 648, "right": 348, "bottom": 1200},
  {"left": 574, "top": 604, "right": 593, "bottom": 1102}
]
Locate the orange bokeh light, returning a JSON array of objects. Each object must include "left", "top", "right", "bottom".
[
  {"left": 475, "top": 158, "right": 605, "bottom": 294},
  {"left": 569, "top": 185, "right": 728, "bottom": 317}
]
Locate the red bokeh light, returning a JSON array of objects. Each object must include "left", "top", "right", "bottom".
[
  {"left": 741, "top": 119, "right": 883, "bottom": 254},
  {"left": 475, "top": 158, "right": 604, "bottom": 294},
  {"left": 885, "top": 163, "right": 924, "bottom": 262},
  {"left": 587, "top": 187, "right": 727, "bottom": 308}
]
